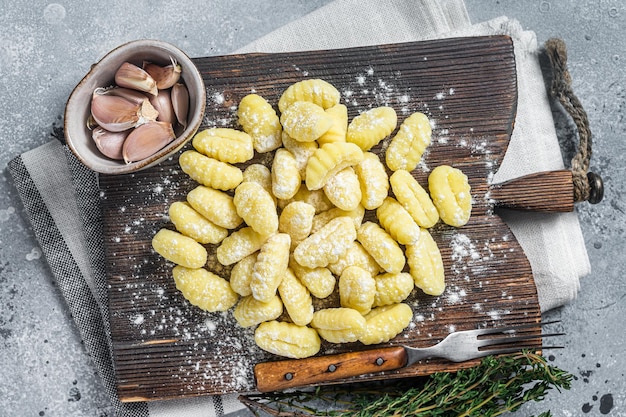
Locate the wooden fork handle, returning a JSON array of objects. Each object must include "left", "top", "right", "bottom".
[
  {"left": 488, "top": 169, "right": 574, "bottom": 212},
  {"left": 254, "top": 346, "right": 407, "bottom": 392}
]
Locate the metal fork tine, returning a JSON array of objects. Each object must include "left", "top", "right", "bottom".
[
  {"left": 474, "top": 320, "right": 561, "bottom": 336},
  {"left": 477, "top": 332, "right": 565, "bottom": 349}
]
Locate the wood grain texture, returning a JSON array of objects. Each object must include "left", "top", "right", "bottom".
[
  {"left": 99, "top": 35, "right": 552, "bottom": 402},
  {"left": 254, "top": 346, "right": 408, "bottom": 392}
]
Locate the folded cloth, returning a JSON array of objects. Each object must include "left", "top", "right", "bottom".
[{"left": 7, "top": 0, "right": 589, "bottom": 416}]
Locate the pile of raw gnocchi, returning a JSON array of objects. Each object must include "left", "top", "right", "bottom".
[{"left": 151, "top": 79, "right": 472, "bottom": 359}]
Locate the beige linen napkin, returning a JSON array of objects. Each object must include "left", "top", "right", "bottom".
[{"left": 8, "top": 0, "right": 589, "bottom": 416}]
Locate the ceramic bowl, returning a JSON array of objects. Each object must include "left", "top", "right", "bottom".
[{"left": 64, "top": 39, "right": 206, "bottom": 174}]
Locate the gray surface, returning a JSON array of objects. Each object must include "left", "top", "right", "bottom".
[{"left": 0, "top": 1, "right": 624, "bottom": 416}]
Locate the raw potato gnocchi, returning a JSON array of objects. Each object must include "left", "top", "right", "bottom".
[
  {"left": 152, "top": 77, "right": 477, "bottom": 359},
  {"left": 406, "top": 228, "right": 445, "bottom": 296},
  {"left": 428, "top": 165, "right": 472, "bottom": 227},
  {"left": 390, "top": 170, "right": 439, "bottom": 228},
  {"left": 311, "top": 307, "right": 366, "bottom": 344},
  {"left": 237, "top": 93, "right": 282, "bottom": 153},
  {"left": 179, "top": 150, "right": 243, "bottom": 191},
  {"left": 323, "top": 167, "right": 362, "bottom": 211},
  {"left": 186, "top": 185, "right": 243, "bottom": 230},
  {"left": 305, "top": 142, "right": 364, "bottom": 191},
  {"left": 280, "top": 101, "right": 333, "bottom": 142},
  {"left": 347, "top": 106, "right": 397, "bottom": 151},
  {"left": 254, "top": 321, "right": 321, "bottom": 359},
  {"left": 278, "top": 268, "right": 314, "bottom": 326},
  {"left": 234, "top": 294, "right": 283, "bottom": 328},
  {"left": 234, "top": 181, "right": 278, "bottom": 236},
  {"left": 192, "top": 127, "right": 254, "bottom": 164},
  {"left": 385, "top": 112, "right": 432, "bottom": 172},
  {"left": 250, "top": 233, "right": 290, "bottom": 303},
  {"left": 173, "top": 266, "right": 238, "bottom": 312},
  {"left": 168, "top": 201, "right": 228, "bottom": 245},
  {"left": 339, "top": 266, "right": 376, "bottom": 315},
  {"left": 152, "top": 229, "right": 207, "bottom": 269},
  {"left": 293, "top": 216, "right": 356, "bottom": 268},
  {"left": 359, "top": 303, "right": 413, "bottom": 345},
  {"left": 278, "top": 78, "right": 340, "bottom": 113}
]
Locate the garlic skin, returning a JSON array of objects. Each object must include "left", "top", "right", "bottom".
[
  {"left": 143, "top": 57, "right": 181, "bottom": 89},
  {"left": 150, "top": 89, "right": 176, "bottom": 125},
  {"left": 122, "top": 121, "right": 176, "bottom": 164},
  {"left": 171, "top": 83, "right": 189, "bottom": 129},
  {"left": 115, "top": 62, "right": 158, "bottom": 96},
  {"left": 91, "top": 90, "right": 159, "bottom": 132},
  {"left": 92, "top": 127, "right": 129, "bottom": 160}
]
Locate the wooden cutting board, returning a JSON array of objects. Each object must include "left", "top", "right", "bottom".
[{"left": 100, "top": 35, "right": 568, "bottom": 402}]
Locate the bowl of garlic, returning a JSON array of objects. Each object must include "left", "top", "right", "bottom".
[{"left": 64, "top": 39, "right": 206, "bottom": 174}]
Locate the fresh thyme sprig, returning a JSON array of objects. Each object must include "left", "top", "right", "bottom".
[{"left": 239, "top": 351, "right": 572, "bottom": 417}]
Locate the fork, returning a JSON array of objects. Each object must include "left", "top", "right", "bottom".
[{"left": 254, "top": 320, "right": 563, "bottom": 392}]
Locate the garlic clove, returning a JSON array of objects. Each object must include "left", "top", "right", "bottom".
[
  {"left": 143, "top": 57, "right": 182, "bottom": 90},
  {"left": 171, "top": 83, "right": 189, "bottom": 129},
  {"left": 114, "top": 62, "right": 158, "bottom": 96},
  {"left": 122, "top": 121, "right": 176, "bottom": 164},
  {"left": 92, "top": 127, "right": 129, "bottom": 160},
  {"left": 150, "top": 89, "right": 176, "bottom": 125},
  {"left": 98, "top": 86, "right": 151, "bottom": 106},
  {"left": 91, "top": 92, "right": 141, "bottom": 132}
]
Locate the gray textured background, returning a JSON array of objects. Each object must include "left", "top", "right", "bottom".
[{"left": 0, "top": 1, "right": 624, "bottom": 416}]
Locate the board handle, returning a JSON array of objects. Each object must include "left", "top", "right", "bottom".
[
  {"left": 489, "top": 170, "right": 575, "bottom": 212},
  {"left": 254, "top": 346, "right": 407, "bottom": 392}
]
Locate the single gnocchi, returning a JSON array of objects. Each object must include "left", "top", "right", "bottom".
[
  {"left": 339, "top": 266, "right": 376, "bottom": 315},
  {"left": 346, "top": 106, "right": 397, "bottom": 151},
  {"left": 278, "top": 268, "right": 314, "bottom": 326},
  {"left": 289, "top": 257, "right": 336, "bottom": 299},
  {"left": 357, "top": 221, "right": 405, "bottom": 274},
  {"left": 328, "top": 240, "right": 381, "bottom": 278},
  {"left": 254, "top": 321, "right": 321, "bottom": 359},
  {"left": 376, "top": 197, "right": 421, "bottom": 245},
  {"left": 233, "top": 294, "right": 283, "bottom": 328},
  {"left": 355, "top": 152, "right": 389, "bottom": 210},
  {"left": 317, "top": 103, "right": 348, "bottom": 145},
  {"left": 323, "top": 167, "right": 362, "bottom": 211},
  {"left": 216, "top": 226, "right": 267, "bottom": 266},
  {"left": 280, "top": 101, "right": 333, "bottom": 142},
  {"left": 229, "top": 253, "right": 257, "bottom": 296},
  {"left": 310, "top": 307, "right": 366, "bottom": 344},
  {"left": 373, "top": 272, "right": 414, "bottom": 307},
  {"left": 390, "top": 170, "right": 439, "bottom": 228},
  {"left": 187, "top": 185, "right": 243, "bottom": 230},
  {"left": 250, "top": 233, "right": 291, "bottom": 303},
  {"left": 279, "top": 201, "right": 316, "bottom": 245},
  {"left": 237, "top": 93, "right": 282, "bottom": 153},
  {"left": 179, "top": 150, "right": 243, "bottom": 191},
  {"left": 428, "top": 165, "right": 472, "bottom": 227},
  {"left": 168, "top": 201, "right": 228, "bottom": 245},
  {"left": 385, "top": 112, "right": 432, "bottom": 171},
  {"left": 293, "top": 216, "right": 356, "bottom": 268},
  {"left": 271, "top": 148, "right": 301, "bottom": 200},
  {"left": 172, "top": 266, "right": 238, "bottom": 312},
  {"left": 152, "top": 228, "right": 207, "bottom": 269},
  {"left": 192, "top": 127, "right": 254, "bottom": 164},
  {"left": 233, "top": 181, "right": 278, "bottom": 236},
  {"left": 278, "top": 78, "right": 340, "bottom": 113},
  {"left": 405, "top": 228, "right": 445, "bottom": 296},
  {"left": 359, "top": 303, "right": 413, "bottom": 345},
  {"left": 305, "top": 142, "right": 364, "bottom": 190}
]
